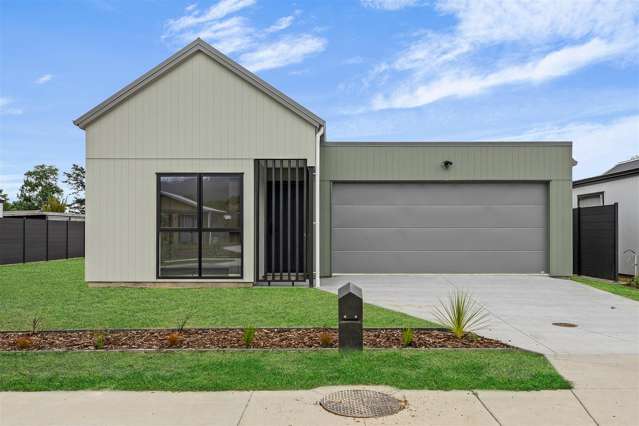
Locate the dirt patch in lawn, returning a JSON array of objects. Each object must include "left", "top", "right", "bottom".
[{"left": 0, "top": 328, "right": 509, "bottom": 351}]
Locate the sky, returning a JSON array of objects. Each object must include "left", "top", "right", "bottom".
[{"left": 1, "top": 0, "right": 638, "bottom": 200}]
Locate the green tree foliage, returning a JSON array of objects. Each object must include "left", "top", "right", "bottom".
[
  {"left": 0, "top": 189, "right": 13, "bottom": 210},
  {"left": 41, "top": 196, "right": 67, "bottom": 213},
  {"left": 63, "top": 164, "right": 85, "bottom": 214},
  {"left": 14, "top": 165, "right": 63, "bottom": 211}
]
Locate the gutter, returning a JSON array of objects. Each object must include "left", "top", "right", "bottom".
[
  {"left": 314, "top": 125, "right": 324, "bottom": 288},
  {"left": 573, "top": 168, "right": 639, "bottom": 187}
]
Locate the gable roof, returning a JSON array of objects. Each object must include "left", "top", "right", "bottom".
[
  {"left": 604, "top": 157, "right": 639, "bottom": 174},
  {"left": 73, "top": 38, "right": 324, "bottom": 130}
]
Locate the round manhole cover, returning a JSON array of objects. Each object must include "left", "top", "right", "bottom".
[
  {"left": 319, "top": 389, "right": 405, "bottom": 418},
  {"left": 553, "top": 322, "right": 578, "bottom": 328}
]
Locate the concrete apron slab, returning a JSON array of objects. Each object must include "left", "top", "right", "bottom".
[{"left": 320, "top": 274, "right": 639, "bottom": 355}]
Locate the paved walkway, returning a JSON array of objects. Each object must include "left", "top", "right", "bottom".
[
  {"left": 2, "top": 356, "right": 638, "bottom": 426},
  {"left": 321, "top": 275, "right": 639, "bottom": 355}
]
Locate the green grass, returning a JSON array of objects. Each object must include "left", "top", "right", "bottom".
[
  {"left": 572, "top": 276, "right": 639, "bottom": 302},
  {"left": 0, "top": 259, "right": 436, "bottom": 331},
  {"left": 0, "top": 349, "right": 570, "bottom": 391}
]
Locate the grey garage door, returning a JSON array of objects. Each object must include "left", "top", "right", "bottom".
[{"left": 332, "top": 182, "right": 547, "bottom": 274}]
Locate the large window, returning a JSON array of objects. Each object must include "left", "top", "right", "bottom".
[{"left": 157, "top": 173, "right": 242, "bottom": 278}]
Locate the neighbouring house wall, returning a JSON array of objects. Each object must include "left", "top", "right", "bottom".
[
  {"left": 85, "top": 52, "right": 317, "bottom": 283},
  {"left": 573, "top": 175, "right": 639, "bottom": 276},
  {"left": 320, "top": 142, "right": 574, "bottom": 277}
]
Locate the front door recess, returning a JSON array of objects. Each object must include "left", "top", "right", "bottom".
[{"left": 255, "top": 159, "right": 314, "bottom": 285}]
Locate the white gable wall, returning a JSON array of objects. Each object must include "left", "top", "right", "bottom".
[
  {"left": 85, "top": 52, "right": 317, "bottom": 283},
  {"left": 573, "top": 175, "right": 639, "bottom": 276}
]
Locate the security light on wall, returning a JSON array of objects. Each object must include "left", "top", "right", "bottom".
[{"left": 441, "top": 160, "right": 453, "bottom": 169}]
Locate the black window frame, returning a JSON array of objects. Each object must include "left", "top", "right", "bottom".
[{"left": 156, "top": 172, "right": 243, "bottom": 279}]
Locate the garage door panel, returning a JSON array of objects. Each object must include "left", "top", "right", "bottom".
[
  {"left": 331, "top": 182, "right": 548, "bottom": 274},
  {"left": 333, "top": 251, "right": 547, "bottom": 274},
  {"left": 333, "top": 228, "right": 546, "bottom": 252},
  {"left": 333, "top": 182, "right": 547, "bottom": 206},
  {"left": 333, "top": 205, "right": 546, "bottom": 228}
]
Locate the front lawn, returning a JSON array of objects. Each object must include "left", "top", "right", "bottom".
[
  {"left": 572, "top": 276, "right": 639, "bottom": 302},
  {"left": 0, "top": 259, "right": 436, "bottom": 330},
  {"left": 0, "top": 349, "right": 570, "bottom": 391}
]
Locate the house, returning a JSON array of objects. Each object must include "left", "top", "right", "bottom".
[
  {"left": 573, "top": 157, "right": 639, "bottom": 276},
  {"left": 73, "top": 39, "right": 573, "bottom": 286},
  {"left": 1, "top": 211, "right": 85, "bottom": 221}
]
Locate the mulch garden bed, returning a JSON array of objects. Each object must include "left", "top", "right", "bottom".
[{"left": 0, "top": 328, "right": 510, "bottom": 351}]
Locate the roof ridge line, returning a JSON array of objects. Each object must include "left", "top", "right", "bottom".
[{"left": 73, "top": 38, "right": 324, "bottom": 130}]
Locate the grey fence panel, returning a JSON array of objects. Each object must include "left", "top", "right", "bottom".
[
  {"left": 25, "top": 219, "right": 47, "bottom": 262},
  {"left": 47, "top": 221, "right": 68, "bottom": 260},
  {"left": 67, "top": 221, "right": 85, "bottom": 258},
  {"left": 573, "top": 205, "right": 618, "bottom": 281},
  {"left": 0, "top": 219, "right": 24, "bottom": 265}
]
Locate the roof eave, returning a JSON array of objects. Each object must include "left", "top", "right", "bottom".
[
  {"left": 73, "top": 38, "right": 324, "bottom": 130},
  {"left": 573, "top": 168, "right": 639, "bottom": 187}
]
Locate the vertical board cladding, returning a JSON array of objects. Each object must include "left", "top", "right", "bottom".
[
  {"left": 320, "top": 143, "right": 573, "bottom": 277},
  {"left": 84, "top": 51, "right": 317, "bottom": 283}
]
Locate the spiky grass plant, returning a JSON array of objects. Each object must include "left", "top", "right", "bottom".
[{"left": 433, "top": 291, "right": 490, "bottom": 339}]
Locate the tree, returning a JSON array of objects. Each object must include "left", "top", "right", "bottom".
[
  {"left": 41, "top": 196, "right": 67, "bottom": 213},
  {"left": 14, "top": 165, "right": 63, "bottom": 211},
  {"left": 63, "top": 164, "right": 85, "bottom": 214},
  {"left": 0, "top": 189, "right": 13, "bottom": 210}
]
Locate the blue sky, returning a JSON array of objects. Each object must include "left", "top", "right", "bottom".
[{"left": 1, "top": 0, "right": 638, "bottom": 200}]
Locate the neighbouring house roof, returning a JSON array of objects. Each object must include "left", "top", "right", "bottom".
[
  {"left": 573, "top": 157, "right": 639, "bottom": 188},
  {"left": 2, "top": 210, "right": 85, "bottom": 220},
  {"left": 604, "top": 157, "right": 639, "bottom": 174},
  {"left": 73, "top": 38, "right": 325, "bottom": 130}
]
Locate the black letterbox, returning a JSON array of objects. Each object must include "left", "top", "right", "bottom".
[{"left": 338, "top": 282, "right": 363, "bottom": 350}]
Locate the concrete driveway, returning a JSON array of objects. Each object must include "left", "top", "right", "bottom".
[{"left": 320, "top": 275, "right": 639, "bottom": 355}]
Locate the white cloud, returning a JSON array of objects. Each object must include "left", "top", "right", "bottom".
[
  {"left": 240, "top": 35, "right": 326, "bottom": 72},
  {"left": 373, "top": 38, "right": 627, "bottom": 110},
  {"left": 185, "top": 3, "right": 197, "bottom": 12},
  {"left": 360, "top": 0, "right": 420, "bottom": 10},
  {"left": 34, "top": 74, "right": 53, "bottom": 84},
  {"left": 500, "top": 114, "right": 639, "bottom": 179},
  {"left": 265, "top": 15, "right": 295, "bottom": 34},
  {"left": 165, "top": 0, "right": 255, "bottom": 34},
  {"left": 162, "top": 1, "right": 325, "bottom": 71},
  {"left": 365, "top": 0, "right": 639, "bottom": 110},
  {"left": 0, "top": 97, "right": 23, "bottom": 115}
]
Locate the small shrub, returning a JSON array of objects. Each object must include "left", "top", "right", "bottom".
[
  {"left": 401, "top": 328, "right": 414, "bottom": 347},
  {"left": 433, "top": 290, "right": 490, "bottom": 339},
  {"left": 175, "top": 312, "right": 192, "bottom": 332},
  {"left": 94, "top": 332, "right": 106, "bottom": 350},
  {"left": 319, "top": 331, "right": 334, "bottom": 347},
  {"left": 242, "top": 326, "right": 256, "bottom": 348},
  {"left": 30, "top": 315, "right": 43, "bottom": 335},
  {"left": 15, "top": 336, "right": 33, "bottom": 350},
  {"left": 166, "top": 332, "right": 183, "bottom": 347}
]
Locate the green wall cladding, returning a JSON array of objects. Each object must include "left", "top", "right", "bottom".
[{"left": 320, "top": 142, "right": 573, "bottom": 277}]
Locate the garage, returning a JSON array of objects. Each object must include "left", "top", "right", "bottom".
[{"left": 331, "top": 182, "right": 548, "bottom": 274}]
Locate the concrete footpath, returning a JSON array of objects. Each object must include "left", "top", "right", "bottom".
[{"left": 1, "top": 355, "right": 637, "bottom": 426}]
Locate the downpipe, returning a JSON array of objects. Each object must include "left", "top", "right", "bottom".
[{"left": 314, "top": 124, "right": 324, "bottom": 288}]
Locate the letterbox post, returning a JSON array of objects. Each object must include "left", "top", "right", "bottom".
[{"left": 338, "top": 282, "right": 363, "bottom": 351}]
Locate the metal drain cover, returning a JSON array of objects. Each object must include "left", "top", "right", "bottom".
[
  {"left": 319, "top": 389, "right": 405, "bottom": 418},
  {"left": 553, "top": 322, "right": 578, "bottom": 328}
]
